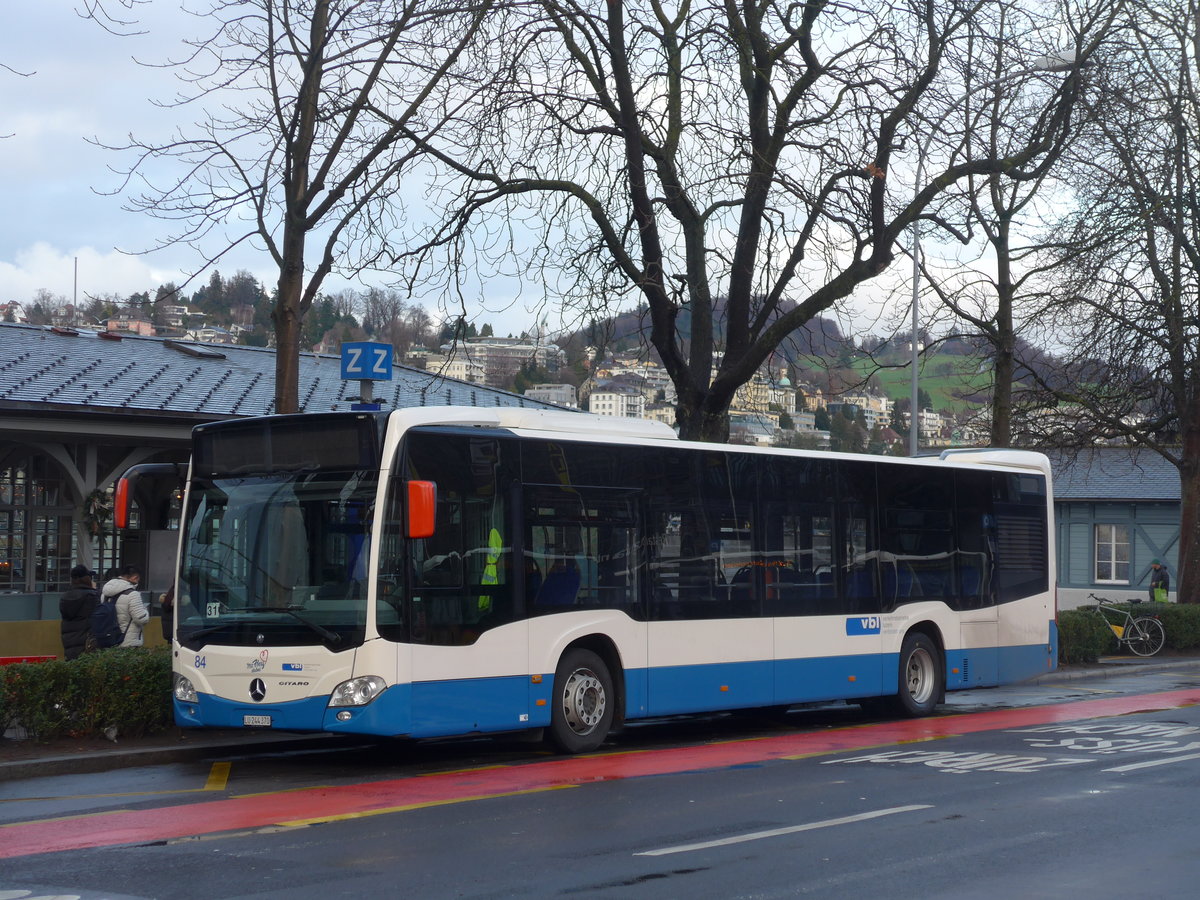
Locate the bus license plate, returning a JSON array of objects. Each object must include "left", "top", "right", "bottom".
[{"left": 243, "top": 715, "right": 272, "bottom": 727}]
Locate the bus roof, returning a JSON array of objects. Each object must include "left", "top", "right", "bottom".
[
  {"left": 936, "top": 447, "right": 1052, "bottom": 476},
  {"left": 384, "top": 407, "right": 1050, "bottom": 477},
  {"left": 387, "top": 406, "right": 679, "bottom": 443}
]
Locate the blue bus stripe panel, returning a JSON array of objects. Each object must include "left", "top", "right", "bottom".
[{"left": 176, "top": 636, "right": 1052, "bottom": 741}]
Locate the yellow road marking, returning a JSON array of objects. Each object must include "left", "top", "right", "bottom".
[
  {"left": 0, "top": 809, "right": 131, "bottom": 826},
  {"left": 204, "top": 761, "right": 231, "bottom": 792},
  {"left": 234, "top": 785, "right": 336, "bottom": 799},
  {"left": 419, "top": 763, "right": 510, "bottom": 777},
  {"left": 278, "top": 784, "right": 578, "bottom": 827},
  {"left": 781, "top": 735, "right": 947, "bottom": 761},
  {"left": 1, "top": 760, "right": 234, "bottom": 804}
]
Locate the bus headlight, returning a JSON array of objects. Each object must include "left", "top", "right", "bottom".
[
  {"left": 174, "top": 673, "right": 198, "bottom": 703},
  {"left": 329, "top": 675, "right": 386, "bottom": 707}
]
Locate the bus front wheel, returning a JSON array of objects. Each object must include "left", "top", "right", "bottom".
[
  {"left": 894, "top": 632, "right": 942, "bottom": 717},
  {"left": 549, "top": 648, "right": 614, "bottom": 754}
]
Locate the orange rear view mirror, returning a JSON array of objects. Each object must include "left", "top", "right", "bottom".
[{"left": 407, "top": 481, "right": 436, "bottom": 538}]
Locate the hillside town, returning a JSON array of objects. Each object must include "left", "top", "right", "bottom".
[{"left": 1, "top": 293, "right": 978, "bottom": 455}]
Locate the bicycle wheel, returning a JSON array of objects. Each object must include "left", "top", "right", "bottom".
[{"left": 1127, "top": 617, "right": 1165, "bottom": 657}]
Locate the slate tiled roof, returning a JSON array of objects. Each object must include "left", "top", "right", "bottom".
[
  {"left": 1047, "top": 447, "right": 1181, "bottom": 502},
  {"left": 0, "top": 323, "right": 563, "bottom": 420}
]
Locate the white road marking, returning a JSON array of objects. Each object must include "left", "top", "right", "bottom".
[
  {"left": 634, "top": 804, "right": 933, "bottom": 857},
  {"left": 1102, "top": 751, "right": 1200, "bottom": 773}
]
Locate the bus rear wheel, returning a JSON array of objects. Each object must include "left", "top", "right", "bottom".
[
  {"left": 549, "top": 648, "right": 614, "bottom": 754},
  {"left": 894, "top": 632, "right": 942, "bottom": 717}
]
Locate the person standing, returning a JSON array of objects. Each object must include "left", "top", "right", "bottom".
[
  {"left": 59, "top": 564, "right": 99, "bottom": 660},
  {"left": 103, "top": 565, "right": 149, "bottom": 647},
  {"left": 1149, "top": 558, "right": 1170, "bottom": 603},
  {"left": 159, "top": 583, "right": 175, "bottom": 642}
]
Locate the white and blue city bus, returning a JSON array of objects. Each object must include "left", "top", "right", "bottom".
[{"left": 147, "top": 406, "right": 1055, "bottom": 753}]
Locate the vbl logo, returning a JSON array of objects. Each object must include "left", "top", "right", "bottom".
[{"left": 846, "top": 616, "right": 881, "bottom": 635}]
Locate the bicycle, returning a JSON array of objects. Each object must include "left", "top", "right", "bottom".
[{"left": 1087, "top": 593, "right": 1165, "bottom": 657}]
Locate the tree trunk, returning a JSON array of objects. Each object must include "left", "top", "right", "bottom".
[
  {"left": 990, "top": 346, "right": 1013, "bottom": 447},
  {"left": 989, "top": 217, "right": 1014, "bottom": 447},
  {"left": 674, "top": 392, "right": 730, "bottom": 443},
  {"left": 1178, "top": 406, "right": 1200, "bottom": 603},
  {"left": 273, "top": 256, "right": 305, "bottom": 414}
]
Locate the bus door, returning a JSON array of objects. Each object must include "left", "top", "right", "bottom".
[
  {"left": 645, "top": 497, "right": 773, "bottom": 715},
  {"left": 952, "top": 472, "right": 1000, "bottom": 687},
  {"left": 836, "top": 496, "right": 886, "bottom": 698},
  {"left": 524, "top": 484, "right": 646, "bottom": 713},
  {"left": 398, "top": 434, "right": 530, "bottom": 739}
]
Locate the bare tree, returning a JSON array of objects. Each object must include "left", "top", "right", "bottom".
[
  {"left": 915, "top": 1, "right": 1122, "bottom": 448},
  {"left": 359, "top": 286, "right": 417, "bottom": 352},
  {"left": 406, "top": 1, "right": 1099, "bottom": 441},
  {"left": 77, "top": 0, "right": 148, "bottom": 36},
  {"left": 103, "top": 0, "right": 495, "bottom": 413},
  {"left": 2, "top": 26, "right": 37, "bottom": 138},
  {"left": 1029, "top": 0, "right": 1200, "bottom": 601},
  {"left": 27, "top": 289, "right": 68, "bottom": 325}
]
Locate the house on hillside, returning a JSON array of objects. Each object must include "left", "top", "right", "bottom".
[
  {"left": 1050, "top": 448, "right": 1180, "bottom": 609},
  {"left": 0, "top": 302, "right": 28, "bottom": 323},
  {"left": 523, "top": 383, "right": 578, "bottom": 409},
  {"left": 103, "top": 312, "right": 155, "bottom": 336}
]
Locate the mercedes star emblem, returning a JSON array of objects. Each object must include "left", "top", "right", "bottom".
[{"left": 249, "top": 678, "right": 267, "bottom": 702}]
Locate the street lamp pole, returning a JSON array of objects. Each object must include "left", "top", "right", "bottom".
[
  {"left": 908, "top": 52, "right": 1078, "bottom": 456},
  {"left": 909, "top": 156, "right": 925, "bottom": 456}
]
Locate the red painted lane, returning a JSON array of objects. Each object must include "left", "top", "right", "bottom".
[{"left": 4, "top": 688, "right": 1199, "bottom": 860}]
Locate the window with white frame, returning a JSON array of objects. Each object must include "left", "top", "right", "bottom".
[{"left": 1095, "top": 524, "right": 1130, "bottom": 583}]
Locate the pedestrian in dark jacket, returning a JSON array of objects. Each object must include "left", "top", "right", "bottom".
[
  {"left": 60, "top": 564, "right": 99, "bottom": 660},
  {"left": 159, "top": 583, "right": 174, "bottom": 642},
  {"left": 1150, "top": 559, "right": 1170, "bottom": 602}
]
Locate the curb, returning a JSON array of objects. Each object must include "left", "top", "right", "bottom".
[
  {"left": 1030, "top": 656, "right": 1200, "bottom": 685},
  {"left": 0, "top": 733, "right": 346, "bottom": 782}
]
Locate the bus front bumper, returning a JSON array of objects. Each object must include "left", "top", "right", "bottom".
[{"left": 173, "top": 685, "right": 413, "bottom": 736}]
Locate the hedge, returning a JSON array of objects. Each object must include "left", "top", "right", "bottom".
[
  {"left": 0, "top": 646, "right": 173, "bottom": 742},
  {"left": 1058, "top": 602, "right": 1200, "bottom": 665}
]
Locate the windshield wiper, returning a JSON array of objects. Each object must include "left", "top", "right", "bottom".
[
  {"left": 183, "top": 621, "right": 237, "bottom": 642},
  {"left": 254, "top": 607, "right": 343, "bottom": 645},
  {"left": 181, "top": 607, "right": 343, "bottom": 646}
]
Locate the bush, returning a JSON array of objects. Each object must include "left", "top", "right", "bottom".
[
  {"left": 1059, "top": 601, "right": 1200, "bottom": 664},
  {"left": 1142, "top": 603, "right": 1200, "bottom": 651},
  {"left": 0, "top": 646, "right": 172, "bottom": 742},
  {"left": 1058, "top": 608, "right": 1115, "bottom": 664}
]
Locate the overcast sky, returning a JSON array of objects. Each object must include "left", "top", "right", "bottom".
[
  {"left": 2, "top": 6, "right": 219, "bottom": 305},
  {"left": 3, "top": 4, "right": 914, "bottom": 343},
  {"left": 0, "top": 4, "right": 549, "bottom": 335}
]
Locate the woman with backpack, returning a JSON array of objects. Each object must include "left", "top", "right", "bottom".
[
  {"left": 103, "top": 565, "right": 150, "bottom": 647},
  {"left": 59, "top": 564, "right": 99, "bottom": 660}
]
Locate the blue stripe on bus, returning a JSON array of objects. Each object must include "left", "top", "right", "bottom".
[
  {"left": 177, "top": 636, "right": 1057, "bottom": 738},
  {"left": 409, "top": 675, "right": 535, "bottom": 737},
  {"left": 998, "top": 638, "right": 1057, "bottom": 684},
  {"left": 647, "top": 659, "right": 776, "bottom": 715},
  {"left": 775, "top": 654, "right": 887, "bottom": 703}
]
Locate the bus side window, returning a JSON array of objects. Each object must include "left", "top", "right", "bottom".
[{"left": 953, "top": 470, "right": 996, "bottom": 610}]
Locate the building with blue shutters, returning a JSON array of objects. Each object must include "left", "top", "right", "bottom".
[{"left": 1050, "top": 448, "right": 1180, "bottom": 609}]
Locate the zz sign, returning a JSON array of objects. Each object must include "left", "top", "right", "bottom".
[{"left": 340, "top": 342, "right": 394, "bottom": 380}]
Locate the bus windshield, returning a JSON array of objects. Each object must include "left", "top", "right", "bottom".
[{"left": 177, "top": 469, "right": 376, "bottom": 650}]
